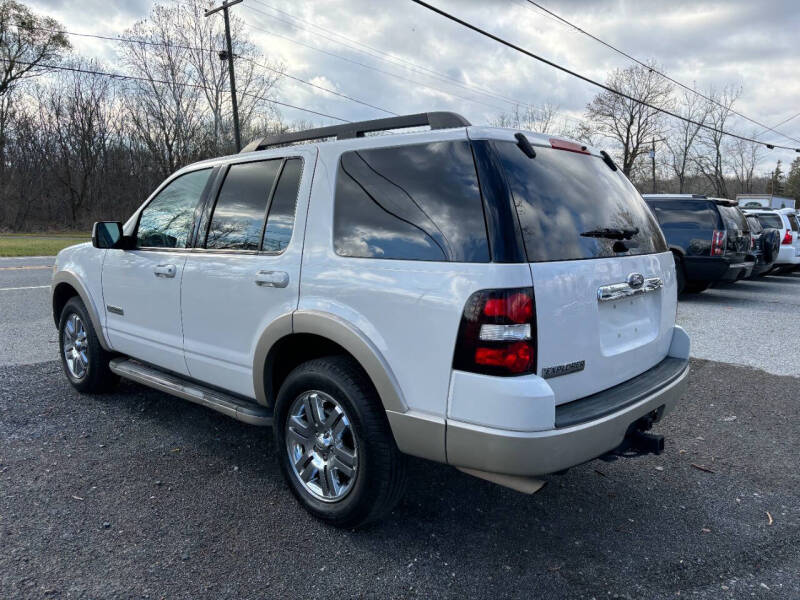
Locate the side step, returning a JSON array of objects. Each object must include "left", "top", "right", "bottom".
[{"left": 109, "top": 358, "right": 273, "bottom": 426}]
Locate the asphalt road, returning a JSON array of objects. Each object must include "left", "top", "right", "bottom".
[{"left": 1, "top": 257, "right": 799, "bottom": 598}]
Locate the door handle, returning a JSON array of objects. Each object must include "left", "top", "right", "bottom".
[
  {"left": 255, "top": 270, "right": 289, "bottom": 288},
  {"left": 153, "top": 264, "right": 177, "bottom": 278}
]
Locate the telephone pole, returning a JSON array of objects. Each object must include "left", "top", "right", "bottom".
[
  {"left": 650, "top": 137, "right": 657, "bottom": 194},
  {"left": 205, "top": 0, "right": 243, "bottom": 152}
]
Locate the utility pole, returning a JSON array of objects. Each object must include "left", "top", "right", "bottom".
[
  {"left": 650, "top": 137, "right": 657, "bottom": 194},
  {"left": 205, "top": 0, "right": 243, "bottom": 152}
]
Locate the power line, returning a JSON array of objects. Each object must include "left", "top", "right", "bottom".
[
  {"left": 0, "top": 57, "right": 351, "bottom": 123},
  {"left": 520, "top": 0, "right": 800, "bottom": 146},
  {"left": 18, "top": 24, "right": 397, "bottom": 117},
  {"left": 409, "top": 0, "right": 800, "bottom": 152},
  {"left": 249, "top": 0, "right": 536, "bottom": 112}
]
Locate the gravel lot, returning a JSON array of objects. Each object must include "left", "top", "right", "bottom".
[{"left": 1, "top": 258, "right": 799, "bottom": 598}]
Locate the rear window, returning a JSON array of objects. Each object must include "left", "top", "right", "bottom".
[
  {"left": 645, "top": 200, "right": 721, "bottom": 230},
  {"left": 756, "top": 214, "right": 783, "bottom": 229},
  {"left": 787, "top": 213, "right": 800, "bottom": 232},
  {"left": 494, "top": 142, "right": 667, "bottom": 262},
  {"left": 333, "top": 141, "right": 489, "bottom": 262},
  {"left": 718, "top": 206, "right": 749, "bottom": 233},
  {"left": 746, "top": 217, "right": 763, "bottom": 234}
]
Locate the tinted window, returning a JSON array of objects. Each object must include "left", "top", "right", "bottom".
[
  {"left": 787, "top": 213, "right": 799, "bottom": 232},
  {"left": 746, "top": 217, "right": 763, "bottom": 234},
  {"left": 756, "top": 214, "right": 783, "bottom": 229},
  {"left": 262, "top": 158, "right": 303, "bottom": 253},
  {"left": 646, "top": 200, "right": 721, "bottom": 230},
  {"left": 334, "top": 141, "right": 489, "bottom": 262},
  {"left": 206, "top": 160, "right": 281, "bottom": 250},
  {"left": 718, "top": 206, "right": 749, "bottom": 232},
  {"left": 495, "top": 143, "right": 666, "bottom": 262},
  {"left": 137, "top": 169, "right": 212, "bottom": 248}
]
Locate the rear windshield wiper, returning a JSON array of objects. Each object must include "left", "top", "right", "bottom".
[{"left": 580, "top": 227, "right": 639, "bottom": 240}]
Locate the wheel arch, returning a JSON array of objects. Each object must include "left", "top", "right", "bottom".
[
  {"left": 52, "top": 272, "right": 111, "bottom": 351},
  {"left": 252, "top": 311, "right": 407, "bottom": 415}
]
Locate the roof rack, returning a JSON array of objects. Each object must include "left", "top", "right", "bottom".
[{"left": 240, "top": 111, "right": 471, "bottom": 153}]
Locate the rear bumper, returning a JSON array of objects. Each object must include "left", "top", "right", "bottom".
[
  {"left": 776, "top": 245, "right": 800, "bottom": 265},
  {"left": 445, "top": 330, "right": 690, "bottom": 477},
  {"left": 682, "top": 256, "right": 753, "bottom": 282}
]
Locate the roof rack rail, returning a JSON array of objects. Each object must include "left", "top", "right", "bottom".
[{"left": 240, "top": 111, "right": 471, "bottom": 153}]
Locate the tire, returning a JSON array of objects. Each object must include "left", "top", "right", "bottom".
[
  {"left": 673, "top": 254, "right": 686, "bottom": 295},
  {"left": 684, "top": 281, "right": 710, "bottom": 293},
  {"left": 273, "top": 356, "right": 407, "bottom": 529},
  {"left": 58, "top": 296, "right": 118, "bottom": 393}
]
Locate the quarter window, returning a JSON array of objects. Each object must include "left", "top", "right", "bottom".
[
  {"left": 333, "top": 141, "right": 489, "bottom": 262},
  {"left": 137, "top": 169, "right": 212, "bottom": 248},
  {"left": 206, "top": 160, "right": 282, "bottom": 250}
]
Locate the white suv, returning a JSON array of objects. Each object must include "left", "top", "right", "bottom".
[
  {"left": 52, "top": 112, "right": 690, "bottom": 527},
  {"left": 743, "top": 208, "right": 800, "bottom": 272}
]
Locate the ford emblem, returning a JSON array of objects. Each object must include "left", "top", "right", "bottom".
[{"left": 627, "top": 272, "right": 645, "bottom": 289}]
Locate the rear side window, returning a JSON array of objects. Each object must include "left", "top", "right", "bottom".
[
  {"left": 262, "top": 158, "right": 303, "bottom": 253},
  {"left": 137, "top": 168, "right": 212, "bottom": 248},
  {"left": 787, "top": 213, "right": 799, "bottom": 232},
  {"left": 206, "top": 160, "right": 282, "bottom": 250},
  {"left": 646, "top": 200, "right": 721, "bottom": 230},
  {"left": 718, "top": 206, "right": 749, "bottom": 232},
  {"left": 757, "top": 214, "right": 783, "bottom": 229},
  {"left": 494, "top": 142, "right": 667, "bottom": 262},
  {"left": 333, "top": 141, "right": 489, "bottom": 262}
]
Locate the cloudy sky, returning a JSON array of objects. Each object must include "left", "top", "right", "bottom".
[{"left": 27, "top": 0, "right": 800, "bottom": 170}]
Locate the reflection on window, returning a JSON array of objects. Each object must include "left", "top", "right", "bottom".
[
  {"left": 206, "top": 160, "right": 281, "bottom": 250},
  {"left": 137, "top": 169, "right": 212, "bottom": 248},
  {"left": 647, "top": 201, "right": 721, "bottom": 229},
  {"left": 333, "top": 141, "right": 489, "bottom": 262},
  {"left": 263, "top": 158, "right": 302, "bottom": 253}
]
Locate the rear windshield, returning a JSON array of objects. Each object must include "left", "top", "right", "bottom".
[
  {"left": 756, "top": 214, "right": 784, "bottom": 229},
  {"left": 645, "top": 200, "right": 721, "bottom": 230},
  {"left": 787, "top": 213, "right": 800, "bottom": 232},
  {"left": 495, "top": 142, "right": 667, "bottom": 262},
  {"left": 718, "top": 206, "right": 749, "bottom": 233},
  {"left": 746, "top": 217, "right": 763, "bottom": 234}
]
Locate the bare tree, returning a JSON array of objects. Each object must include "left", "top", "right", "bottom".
[
  {"left": 664, "top": 89, "right": 709, "bottom": 193},
  {"left": 584, "top": 62, "right": 673, "bottom": 176},
  {"left": 729, "top": 135, "right": 763, "bottom": 194},
  {"left": 694, "top": 85, "right": 740, "bottom": 198},
  {"left": 492, "top": 102, "right": 562, "bottom": 135}
]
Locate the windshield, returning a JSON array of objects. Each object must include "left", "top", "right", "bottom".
[{"left": 494, "top": 142, "right": 667, "bottom": 262}]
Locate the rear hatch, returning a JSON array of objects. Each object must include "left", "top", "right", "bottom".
[
  {"left": 493, "top": 139, "right": 676, "bottom": 404},
  {"left": 717, "top": 205, "right": 751, "bottom": 261}
]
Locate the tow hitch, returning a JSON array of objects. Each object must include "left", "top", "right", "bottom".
[{"left": 601, "top": 411, "right": 665, "bottom": 461}]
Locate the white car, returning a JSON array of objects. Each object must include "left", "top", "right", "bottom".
[
  {"left": 743, "top": 208, "right": 800, "bottom": 272},
  {"left": 52, "top": 112, "right": 690, "bottom": 527}
]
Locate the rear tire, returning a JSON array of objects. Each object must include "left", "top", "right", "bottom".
[
  {"left": 273, "top": 356, "right": 407, "bottom": 529},
  {"left": 684, "top": 281, "right": 710, "bottom": 293},
  {"left": 58, "top": 296, "right": 118, "bottom": 393}
]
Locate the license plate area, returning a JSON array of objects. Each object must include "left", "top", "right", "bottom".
[{"left": 598, "top": 293, "right": 660, "bottom": 356}]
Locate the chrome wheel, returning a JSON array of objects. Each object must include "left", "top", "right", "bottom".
[
  {"left": 285, "top": 390, "right": 358, "bottom": 502},
  {"left": 63, "top": 313, "right": 89, "bottom": 380}
]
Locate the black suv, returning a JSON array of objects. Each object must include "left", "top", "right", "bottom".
[{"left": 643, "top": 194, "right": 754, "bottom": 293}]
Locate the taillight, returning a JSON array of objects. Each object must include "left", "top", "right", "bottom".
[
  {"left": 711, "top": 230, "right": 726, "bottom": 256},
  {"left": 750, "top": 235, "right": 755, "bottom": 250},
  {"left": 453, "top": 287, "right": 537, "bottom": 376},
  {"left": 782, "top": 229, "right": 793, "bottom": 245}
]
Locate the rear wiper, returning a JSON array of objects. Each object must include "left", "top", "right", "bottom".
[{"left": 580, "top": 227, "right": 639, "bottom": 240}]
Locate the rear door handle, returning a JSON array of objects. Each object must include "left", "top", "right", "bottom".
[
  {"left": 255, "top": 270, "right": 289, "bottom": 288},
  {"left": 153, "top": 264, "right": 177, "bottom": 278}
]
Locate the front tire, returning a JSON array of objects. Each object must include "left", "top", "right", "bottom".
[
  {"left": 274, "top": 356, "right": 407, "bottom": 528},
  {"left": 58, "top": 296, "right": 118, "bottom": 393}
]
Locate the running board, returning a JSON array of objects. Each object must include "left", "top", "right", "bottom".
[{"left": 109, "top": 358, "right": 273, "bottom": 426}]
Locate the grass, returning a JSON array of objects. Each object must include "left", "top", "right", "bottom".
[{"left": 0, "top": 233, "right": 90, "bottom": 257}]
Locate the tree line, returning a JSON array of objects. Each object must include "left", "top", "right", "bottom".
[{"left": 1, "top": 0, "right": 798, "bottom": 232}]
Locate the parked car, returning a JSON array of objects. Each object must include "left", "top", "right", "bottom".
[
  {"left": 742, "top": 208, "right": 800, "bottom": 273},
  {"left": 642, "top": 194, "right": 754, "bottom": 294},
  {"left": 744, "top": 215, "right": 780, "bottom": 278},
  {"left": 52, "top": 113, "right": 690, "bottom": 528}
]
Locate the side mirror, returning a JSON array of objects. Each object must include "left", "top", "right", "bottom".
[{"left": 92, "top": 221, "right": 125, "bottom": 249}]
